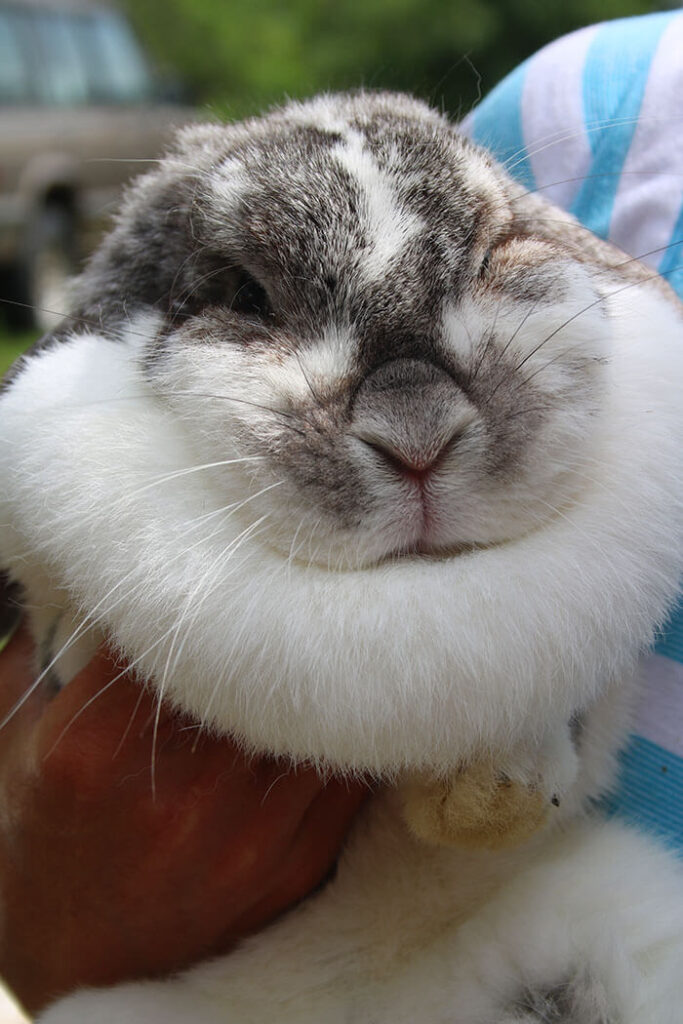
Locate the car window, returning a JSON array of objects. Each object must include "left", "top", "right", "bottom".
[
  {"left": 0, "top": 4, "right": 156, "bottom": 107},
  {"left": 74, "top": 11, "right": 154, "bottom": 104},
  {"left": 0, "top": 9, "right": 32, "bottom": 103},
  {"left": 30, "top": 10, "right": 90, "bottom": 105}
]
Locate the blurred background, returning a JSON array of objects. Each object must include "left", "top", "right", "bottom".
[
  {"left": 0, "top": 0, "right": 674, "bottom": 380},
  {"left": 125, "top": 0, "right": 673, "bottom": 120}
]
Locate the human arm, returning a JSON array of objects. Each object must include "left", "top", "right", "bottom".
[{"left": 0, "top": 622, "right": 367, "bottom": 1016}]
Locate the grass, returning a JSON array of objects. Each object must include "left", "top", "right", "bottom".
[{"left": 0, "top": 329, "right": 38, "bottom": 378}]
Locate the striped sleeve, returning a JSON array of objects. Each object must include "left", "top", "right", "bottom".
[
  {"left": 463, "top": 12, "right": 683, "bottom": 852},
  {"left": 462, "top": 11, "right": 683, "bottom": 299}
]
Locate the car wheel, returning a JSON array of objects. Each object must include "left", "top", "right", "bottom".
[{"left": 9, "top": 204, "right": 79, "bottom": 332}]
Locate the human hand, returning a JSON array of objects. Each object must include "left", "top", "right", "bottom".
[{"left": 0, "top": 622, "right": 368, "bottom": 1015}]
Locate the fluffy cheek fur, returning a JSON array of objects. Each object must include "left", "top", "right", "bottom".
[
  {"left": 0, "top": 276, "right": 681, "bottom": 775},
  {"left": 150, "top": 261, "right": 610, "bottom": 572}
]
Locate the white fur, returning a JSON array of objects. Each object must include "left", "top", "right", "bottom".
[
  {"left": 218, "top": 325, "right": 357, "bottom": 415},
  {"left": 38, "top": 811, "right": 683, "bottom": 1023},
  {"left": 275, "top": 326, "right": 357, "bottom": 404},
  {"left": 333, "top": 130, "right": 424, "bottom": 279},
  {"left": 1, "top": 281, "right": 681, "bottom": 773}
]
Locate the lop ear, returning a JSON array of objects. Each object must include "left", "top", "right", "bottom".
[
  {"left": 66, "top": 114, "right": 246, "bottom": 336},
  {"left": 1, "top": 148, "right": 209, "bottom": 391},
  {"left": 0, "top": 119, "right": 253, "bottom": 390},
  {"left": 68, "top": 164, "right": 201, "bottom": 330},
  {"left": 508, "top": 184, "right": 670, "bottom": 301}
]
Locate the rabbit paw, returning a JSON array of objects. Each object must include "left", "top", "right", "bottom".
[{"left": 401, "top": 723, "right": 579, "bottom": 849}]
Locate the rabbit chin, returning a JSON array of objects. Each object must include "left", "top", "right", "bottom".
[{"left": 0, "top": 285, "right": 682, "bottom": 775}]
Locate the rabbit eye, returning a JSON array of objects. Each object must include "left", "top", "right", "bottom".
[
  {"left": 231, "top": 268, "right": 271, "bottom": 318},
  {"left": 168, "top": 264, "right": 271, "bottom": 322}
]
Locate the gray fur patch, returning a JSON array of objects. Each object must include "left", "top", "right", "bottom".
[
  {"left": 569, "top": 711, "right": 586, "bottom": 748},
  {"left": 504, "top": 977, "right": 614, "bottom": 1023}
]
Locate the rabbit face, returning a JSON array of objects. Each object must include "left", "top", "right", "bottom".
[{"left": 118, "top": 93, "right": 609, "bottom": 570}]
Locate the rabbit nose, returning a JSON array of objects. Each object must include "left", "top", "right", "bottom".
[
  {"left": 358, "top": 435, "right": 446, "bottom": 480},
  {"left": 350, "top": 359, "right": 476, "bottom": 478}
]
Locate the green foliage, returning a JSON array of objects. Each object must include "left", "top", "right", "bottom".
[
  {"left": 0, "top": 333, "right": 35, "bottom": 378},
  {"left": 125, "top": 0, "right": 664, "bottom": 120}
]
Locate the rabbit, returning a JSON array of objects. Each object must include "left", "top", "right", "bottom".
[{"left": 1, "top": 91, "right": 683, "bottom": 1023}]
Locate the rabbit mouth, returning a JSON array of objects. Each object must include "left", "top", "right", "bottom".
[{"left": 385, "top": 537, "right": 492, "bottom": 564}]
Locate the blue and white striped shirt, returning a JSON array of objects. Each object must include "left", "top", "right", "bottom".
[{"left": 463, "top": 10, "right": 683, "bottom": 851}]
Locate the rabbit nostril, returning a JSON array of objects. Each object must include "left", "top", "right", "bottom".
[{"left": 361, "top": 437, "right": 446, "bottom": 480}]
